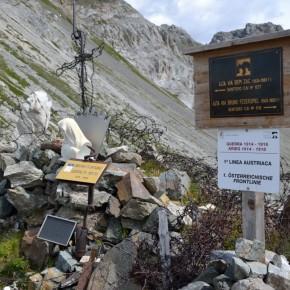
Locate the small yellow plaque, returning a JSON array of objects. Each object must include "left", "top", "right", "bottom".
[{"left": 56, "top": 159, "right": 108, "bottom": 185}]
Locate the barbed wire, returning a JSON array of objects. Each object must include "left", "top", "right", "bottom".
[
  {"left": 106, "top": 108, "right": 165, "bottom": 153},
  {"left": 55, "top": 0, "right": 104, "bottom": 113}
]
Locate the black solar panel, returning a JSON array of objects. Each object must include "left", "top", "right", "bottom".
[{"left": 37, "top": 215, "right": 77, "bottom": 246}]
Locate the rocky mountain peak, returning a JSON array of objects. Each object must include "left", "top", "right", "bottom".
[
  {"left": 159, "top": 24, "right": 200, "bottom": 51},
  {"left": 210, "top": 22, "right": 283, "bottom": 44},
  {"left": 59, "top": 0, "right": 200, "bottom": 107}
]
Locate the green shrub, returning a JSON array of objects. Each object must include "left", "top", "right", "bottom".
[
  {"left": 140, "top": 159, "right": 166, "bottom": 177},
  {"left": 0, "top": 232, "right": 30, "bottom": 288}
]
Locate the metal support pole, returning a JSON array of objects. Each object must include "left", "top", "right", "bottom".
[{"left": 88, "top": 184, "right": 94, "bottom": 205}]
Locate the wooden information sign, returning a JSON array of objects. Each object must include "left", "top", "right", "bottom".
[
  {"left": 183, "top": 30, "right": 290, "bottom": 244},
  {"left": 209, "top": 48, "right": 283, "bottom": 118},
  {"left": 56, "top": 159, "right": 107, "bottom": 185},
  {"left": 184, "top": 30, "right": 290, "bottom": 129}
]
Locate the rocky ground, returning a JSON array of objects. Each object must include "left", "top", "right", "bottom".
[
  {"left": 1, "top": 143, "right": 290, "bottom": 289},
  {"left": 0, "top": 140, "right": 194, "bottom": 289},
  {"left": 1, "top": 1, "right": 290, "bottom": 289}
]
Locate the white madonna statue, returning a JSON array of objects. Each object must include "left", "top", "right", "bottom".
[{"left": 58, "top": 118, "right": 92, "bottom": 161}]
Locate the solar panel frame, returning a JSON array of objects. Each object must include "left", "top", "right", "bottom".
[{"left": 37, "top": 215, "right": 77, "bottom": 246}]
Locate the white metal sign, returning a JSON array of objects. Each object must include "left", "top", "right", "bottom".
[{"left": 218, "top": 129, "right": 280, "bottom": 193}]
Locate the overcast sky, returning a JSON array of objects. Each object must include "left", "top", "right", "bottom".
[{"left": 126, "top": 0, "right": 290, "bottom": 43}]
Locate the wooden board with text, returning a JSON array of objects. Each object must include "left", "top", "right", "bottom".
[
  {"left": 185, "top": 30, "right": 290, "bottom": 129},
  {"left": 56, "top": 159, "right": 107, "bottom": 185}
]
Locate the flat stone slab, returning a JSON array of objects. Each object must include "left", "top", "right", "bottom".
[
  {"left": 235, "top": 238, "right": 265, "bottom": 262},
  {"left": 247, "top": 261, "right": 267, "bottom": 278},
  {"left": 4, "top": 161, "right": 43, "bottom": 188},
  {"left": 120, "top": 199, "right": 157, "bottom": 220}
]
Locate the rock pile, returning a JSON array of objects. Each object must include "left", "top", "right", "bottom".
[
  {"left": 0, "top": 141, "right": 193, "bottom": 289},
  {"left": 180, "top": 238, "right": 290, "bottom": 290},
  {"left": 2, "top": 142, "right": 289, "bottom": 290}
]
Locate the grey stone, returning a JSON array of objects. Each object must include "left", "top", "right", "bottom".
[
  {"left": 265, "top": 250, "right": 276, "bottom": 264},
  {"left": 0, "top": 153, "right": 15, "bottom": 171},
  {"left": 21, "top": 228, "right": 49, "bottom": 270},
  {"left": 56, "top": 206, "right": 108, "bottom": 235},
  {"left": 111, "top": 151, "right": 142, "bottom": 166},
  {"left": 94, "top": 190, "right": 112, "bottom": 207},
  {"left": 159, "top": 169, "right": 191, "bottom": 200},
  {"left": 210, "top": 250, "right": 236, "bottom": 265},
  {"left": 87, "top": 232, "right": 151, "bottom": 290},
  {"left": 56, "top": 251, "right": 78, "bottom": 273},
  {"left": 231, "top": 257, "right": 250, "bottom": 281},
  {"left": 0, "top": 141, "right": 17, "bottom": 153},
  {"left": 231, "top": 278, "right": 275, "bottom": 290},
  {"left": 7, "top": 186, "right": 47, "bottom": 215},
  {"left": 106, "top": 195, "right": 121, "bottom": 218},
  {"left": 104, "top": 218, "right": 123, "bottom": 243},
  {"left": 142, "top": 207, "right": 181, "bottom": 233},
  {"left": 94, "top": 212, "right": 109, "bottom": 232},
  {"left": 106, "top": 145, "right": 128, "bottom": 157},
  {"left": 104, "top": 163, "right": 137, "bottom": 181},
  {"left": 266, "top": 263, "right": 290, "bottom": 290},
  {"left": 195, "top": 266, "right": 220, "bottom": 285},
  {"left": 247, "top": 261, "right": 267, "bottom": 278},
  {"left": 0, "top": 179, "right": 8, "bottom": 195},
  {"left": 121, "top": 218, "right": 144, "bottom": 231},
  {"left": 167, "top": 201, "right": 193, "bottom": 226},
  {"left": 41, "top": 267, "right": 66, "bottom": 290},
  {"left": 116, "top": 171, "right": 162, "bottom": 206},
  {"left": 45, "top": 181, "right": 58, "bottom": 205},
  {"left": 45, "top": 156, "right": 63, "bottom": 174},
  {"left": 120, "top": 199, "right": 158, "bottom": 220},
  {"left": 212, "top": 274, "right": 233, "bottom": 290},
  {"left": 208, "top": 260, "right": 228, "bottom": 274},
  {"left": 179, "top": 281, "right": 213, "bottom": 290},
  {"left": 43, "top": 267, "right": 66, "bottom": 283},
  {"left": 55, "top": 206, "right": 83, "bottom": 222},
  {"left": 56, "top": 183, "right": 72, "bottom": 199},
  {"left": 24, "top": 208, "right": 52, "bottom": 227},
  {"left": 44, "top": 173, "right": 56, "bottom": 182},
  {"left": 97, "top": 163, "right": 138, "bottom": 194},
  {"left": 0, "top": 195, "right": 14, "bottom": 218},
  {"left": 60, "top": 187, "right": 111, "bottom": 210},
  {"left": 4, "top": 161, "right": 43, "bottom": 188},
  {"left": 271, "top": 254, "right": 290, "bottom": 272},
  {"left": 235, "top": 238, "right": 265, "bottom": 262},
  {"left": 143, "top": 176, "right": 160, "bottom": 194},
  {"left": 28, "top": 273, "right": 43, "bottom": 290},
  {"left": 30, "top": 148, "right": 59, "bottom": 170}
]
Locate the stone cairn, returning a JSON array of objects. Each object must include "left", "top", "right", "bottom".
[
  {"left": 0, "top": 141, "right": 194, "bottom": 290},
  {"left": 180, "top": 238, "right": 290, "bottom": 290}
]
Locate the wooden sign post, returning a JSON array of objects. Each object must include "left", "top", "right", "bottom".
[
  {"left": 185, "top": 30, "right": 289, "bottom": 243},
  {"left": 217, "top": 128, "right": 280, "bottom": 243},
  {"left": 242, "top": 192, "right": 265, "bottom": 243}
]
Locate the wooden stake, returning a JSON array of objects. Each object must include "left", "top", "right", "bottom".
[
  {"left": 76, "top": 248, "right": 97, "bottom": 290},
  {"left": 158, "top": 208, "right": 172, "bottom": 289},
  {"left": 242, "top": 191, "right": 265, "bottom": 244}
]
